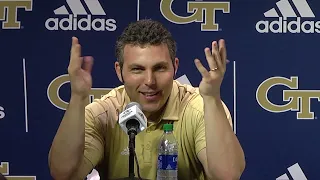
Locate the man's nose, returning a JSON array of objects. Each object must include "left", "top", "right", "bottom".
[{"left": 144, "top": 71, "right": 156, "bottom": 86}]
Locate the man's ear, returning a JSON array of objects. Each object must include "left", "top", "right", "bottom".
[
  {"left": 114, "top": 61, "right": 123, "bottom": 83},
  {"left": 174, "top": 57, "right": 179, "bottom": 77}
]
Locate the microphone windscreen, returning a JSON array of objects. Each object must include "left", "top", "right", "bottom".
[{"left": 125, "top": 102, "right": 141, "bottom": 110}]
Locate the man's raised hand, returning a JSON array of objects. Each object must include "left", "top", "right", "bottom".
[{"left": 67, "top": 37, "right": 94, "bottom": 99}]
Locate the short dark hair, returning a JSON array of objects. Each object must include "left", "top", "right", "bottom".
[{"left": 115, "top": 19, "right": 177, "bottom": 70}]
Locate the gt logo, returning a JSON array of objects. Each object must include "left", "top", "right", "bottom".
[
  {"left": 256, "top": 76, "right": 320, "bottom": 119},
  {"left": 0, "top": 0, "right": 32, "bottom": 29},
  {"left": 0, "top": 162, "right": 36, "bottom": 179},
  {"left": 160, "top": 0, "right": 230, "bottom": 31},
  {"left": 47, "top": 74, "right": 112, "bottom": 110}
]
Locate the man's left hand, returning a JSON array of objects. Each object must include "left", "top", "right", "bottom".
[{"left": 194, "top": 39, "right": 227, "bottom": 98}]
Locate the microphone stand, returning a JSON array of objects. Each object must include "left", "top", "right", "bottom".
[
  {"left": 128, "top": 130, "right": 136, "bottom": 179},
  {"left": 114, "top": 120, "right": 148, "bottom": 180}
]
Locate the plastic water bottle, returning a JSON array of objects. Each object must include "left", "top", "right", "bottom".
[{"left": 156, "top": 124, "right": 178, "bottom": 180}]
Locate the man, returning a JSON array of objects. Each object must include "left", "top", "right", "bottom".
[{"left": 48, "top": 19, "right": 245, "bottom": 180}]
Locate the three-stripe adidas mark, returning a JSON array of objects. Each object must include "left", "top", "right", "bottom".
[
  {"left": 276, "top": 163, "right": 307, "bottom": 180},
  {"left": 256, "top": 0, "right": 320, "bottom": 33},
  {"left": 45, "top": 0, "right": 117, "bottom": 31}
]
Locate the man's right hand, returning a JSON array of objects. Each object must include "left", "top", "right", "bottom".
[
  {"left": 68, "top": 37, "right": 94, "bottom": 99},
  {"left": 49, "top": 37, "right": 95, "bottom": 180}
]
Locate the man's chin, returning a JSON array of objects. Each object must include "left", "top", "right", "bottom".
[
  {"left": 142, "top": 107, "right": 158, "bottom": 113},
  {"left": 141, "top": 104, "right": 161, "bottom": 115}
]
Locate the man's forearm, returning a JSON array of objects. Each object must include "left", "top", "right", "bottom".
[
  {"left": 49, "top": 95, "right": 87, "bottom": 179},
  {"left": 203, "top": 96, "right": 245, "bottom": 180}
]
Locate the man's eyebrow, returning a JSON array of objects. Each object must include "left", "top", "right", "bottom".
[
  {"left": 128, "top": 63, "right": 144, "bottom": 68},
  {"left": 153, "top": 61, "right": 169, "bottom": 66},
  {"left": 128, "top": 61, "right": 169, "bottom": 68}
]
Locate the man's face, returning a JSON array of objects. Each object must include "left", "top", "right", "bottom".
[{"left": 115, "top": 44, "right": 178, "bottom": 116}]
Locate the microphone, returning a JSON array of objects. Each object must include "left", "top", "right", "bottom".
[
  {"left": 119, "top": 102, "right": 147, "bottom": 136},
  {"left": 118, "top": 102, "right": 148, "bottom": 180}
]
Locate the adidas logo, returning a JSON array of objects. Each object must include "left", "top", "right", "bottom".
[
  {"left": 256, "top": 0, "right": 319, "bottom": 33},
  {"left": 45, "top": 0, "right": 117, "bottom": 31},
  {"left": 276, "top": 163, "right": 307, "bottom": 180},
  {"left": 120, "top": 147, "right": 129, "bottom": 156}
]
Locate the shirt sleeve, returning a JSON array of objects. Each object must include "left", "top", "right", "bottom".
[
  {"left": 193, "top": 108, "right": 206, "bottom": 155},
  {"left": 84, "top": 106, "right": 105, "bottom": 166},
  {"left": 193, "top": 100, "right": 233, "bottom": 155}
]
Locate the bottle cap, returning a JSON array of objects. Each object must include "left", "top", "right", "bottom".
[{"left": 163, "top": 124, "right": 173, "bottom": 131}]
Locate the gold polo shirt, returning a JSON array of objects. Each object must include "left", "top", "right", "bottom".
[{"left": 76, "top": 80, "right": 232, "bottom": 180}]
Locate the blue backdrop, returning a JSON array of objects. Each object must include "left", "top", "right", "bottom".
[{"left": 1, "top": 0, "right": 319, "bottom": 179}]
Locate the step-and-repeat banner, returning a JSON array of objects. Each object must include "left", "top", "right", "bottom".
[{"left": 1, "top": 0, "right": 319, "bottom": 179}]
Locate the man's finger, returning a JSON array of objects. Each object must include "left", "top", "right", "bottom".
[
  {"left": 219, "top": 39, "right": 227, "bottom": 68},
  {"left": 194, "top": 59, "right": 210, "bottom": 79},
  {"left": 71, "top": 36, "right": 81, "bottom": 59},
  {"left": 205, "top": 47, "right": 217, "bottom": 70},
  {"left": 69, "top": 37, "right": 82, "bottom": 71},
  {"left": 72, "top": 36, "right": 78, "bottom": 45},
  {"left": 82, "top": 56, "right": 94, "bottom": 74},
  {"left": 212, "top": 41, "right": 223, "bottom": 71},
  {"left": 70, "top": 36, "right": 78, "bottom": 55}
]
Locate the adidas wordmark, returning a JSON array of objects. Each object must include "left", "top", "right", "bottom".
[
  {"left": 45, "top": 0, "right": 116, "bottom": 31},
  {"left": 256, "top": 0, "right": 319, "bottom": 33}
]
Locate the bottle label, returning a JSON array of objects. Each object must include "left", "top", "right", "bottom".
[{"left": 157, "top": 154, "right": 178, "bottom": 170}]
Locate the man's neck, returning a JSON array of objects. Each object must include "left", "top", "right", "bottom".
[{"left": 145, "top": 105, "right": 166, "bottom": 123}]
